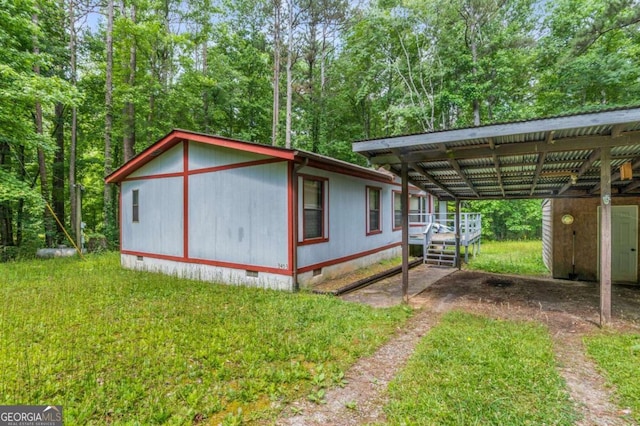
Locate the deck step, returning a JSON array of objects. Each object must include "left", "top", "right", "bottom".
[{"left": 424, "top": 241, "right": 457, "bottom": 267}]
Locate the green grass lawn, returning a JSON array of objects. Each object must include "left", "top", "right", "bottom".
[
  {"left": 465, "top": 239, "right": 549, "bottom": 276},
  {"left": 385, "top": 311, "right": 577, "bottom": 425},
  {"left": 0, "top": 253, "right": 411, "bottom": 424},
  {"left": 585, "top": 332, "right": 640, "bottom": 423}
]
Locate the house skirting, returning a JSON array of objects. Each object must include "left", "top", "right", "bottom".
[
  {"left": 122, "top": 245, "right": 402, "bottom": 291},
  {"left": 297, "top": 245, "right": 402, "bottom": 289},
  {"left": 121, "top": 254, "right": 294, "bottom": 291}
]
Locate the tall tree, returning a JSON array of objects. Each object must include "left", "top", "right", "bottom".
[
  {"left": 52, "top": 102, "right": 65, "bottom": 243},
  {"left": 272, "top": 0, "right": 282, "bottom": 145},
  {"left": 68, "top": 0, "right": 78, "bottom": 241},
  {"left": 298, "top": 0, "right": 348, "bottom": 152},
  {"left": 122, "top": 2, "right": 136, "bottom": 163},
  {"left": 104, "top": 0, "right": 115, "bottom": 233},
  {"left": 284, "top": 0, "right": 296, "bottom": 148},
  {"left": 0, "top": 141, "right": 14, "bottom": 247},
  {"left": 33, "top": 10, "right": 56, "bottom": 247},
  {"left": 0, "top": 0, "right": 75, "bottom": 251}
]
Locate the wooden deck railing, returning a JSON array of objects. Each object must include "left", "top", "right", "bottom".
[{"left": 409, "top": 212, "right": 482, "bottom": 247}]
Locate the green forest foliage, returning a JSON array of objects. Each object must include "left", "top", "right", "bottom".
[
  {"left": 1, "top": 0, "right": 640, "bottom": 254},
  {"left": 463, "top": 200, "right": 543, "bottom": 240}
]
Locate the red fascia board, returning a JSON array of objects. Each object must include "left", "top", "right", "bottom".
[
  {"left": 106, "top": 129, "right": 296, "bottom": 183},
  {"left": 301, "top": 157, "right": 395, "bottom": 184}
]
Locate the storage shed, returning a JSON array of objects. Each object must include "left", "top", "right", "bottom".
[
  {"left": 106, "top": 129, "right": 433, "bottom": 291},
  {"left": 542, "top": 198, "right": 639, "bottom": 284}
]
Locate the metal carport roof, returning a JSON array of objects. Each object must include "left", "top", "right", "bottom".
[
  {"left": 353, "top": 106, "right": 640, "bottom": 201},
  {"left": 352, "top": 105, "right": 640, "bottom": 326}
]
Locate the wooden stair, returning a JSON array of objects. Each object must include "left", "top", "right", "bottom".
[{"left": 424, "top": 240, "right": 457, "bottom": 267}]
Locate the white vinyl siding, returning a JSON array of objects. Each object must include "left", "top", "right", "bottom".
[
  {"left": 297, "top": 168, "right": 400, "bottom": 269},
  {"left": 189, "top": 161, "right": 289, "bottom": 268},
  {"left": 121, "top": 178, "right": 183, "bottom": 257}
]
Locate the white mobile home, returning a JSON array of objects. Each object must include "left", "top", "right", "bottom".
[{"left": 106, "top": 130, "right": 433, "bottom": 291}]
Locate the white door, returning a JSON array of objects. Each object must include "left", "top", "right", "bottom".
[
  {"left": 600, "top": 206, "right": 638, "bottom": 283},
  {"left": 612, "top": 206, "right": 638, "bottom": 282}
]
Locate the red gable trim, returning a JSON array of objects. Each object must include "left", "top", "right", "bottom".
[
  {"left": 188, "top": 158, "right": 286, "bottom": 176},
  {"left": 106, "top": 129, "right": 296, "bottom": 183},
  {"left": 122, "top": 172, "right": 184, "bottom": 181},
  {"left": 183, "top": 141, "right": 189, "bottom": 259}
]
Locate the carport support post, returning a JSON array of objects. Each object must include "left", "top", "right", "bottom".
[
  {"left": 401, "top": 161, "right": 409, "bottom": 303},
  {"left": 600, "top": 148, "right": 612, "bottom": 326},
  {"left": 455, "top": 199, "right": 461, "bottom": 270}
]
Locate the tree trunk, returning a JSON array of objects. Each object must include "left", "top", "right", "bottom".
[
  {"left": 272, "top": 0, "right": 281, "bottom": 146},
  {"left": 104, "top": 0, "right": 114, "bottom": 232},
  {"left": 464, "top": 5, "right": 481, "bottom": 127},
  {"left": 0, "top": 202, "right": 13, "bottom": 247},
  {"left": 69, "top": 0, "right": 77, "bottom": 241},
  {"left": 0, "top": 142, "right": 13, "bottom": 246},
  {"left": 285, "top": 0, "right": 293, "bottom": 149},
  {"left": 36, "top": 105, "right": 54, "bottom": 247},
  {"left": 307, "top": 17, "right": 319, "bottom": 152},
  {"left": 33, "top": 12, "right": 55, "bottom": 248},
  {"left": 53, "top": 102, "right": 65, "bottom": 244},
  {"left": 16, "top": 146, "right": 26, "bottom": 246},
  {"left": 202, "top": 41, "right": 209, "bottom": 132},
  {"left": 471, "top": 35, "right": 480, "bottom": 126},
  {"left": 123, "top": 4, "right": 136, "bottom": 163},
  {"left": 148, "top": 92, "right": 155, "bottom": 146}
]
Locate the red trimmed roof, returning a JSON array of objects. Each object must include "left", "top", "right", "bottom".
[
  {"left": 105, "top": 129, "right": 297, "bottom": 183},
  {"left": 106, "top": 129, "right": 395, "bottom": 184}
]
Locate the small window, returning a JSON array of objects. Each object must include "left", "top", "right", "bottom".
[
  {"left": 393, "top": 191, "right": 403, "bottom": 230},
  {"left": 367, "top": 186, "right": 382, "bottom": 235},
  {"left": 303, "top": 177, "right": 326, "bottom": 240},
  {"left": 132, "top": 189, "right": 139, "bottom": 223}
]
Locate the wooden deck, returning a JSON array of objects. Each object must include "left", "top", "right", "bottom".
[{"left": 409, "top": 213, "right": 482, "bottom": 266}]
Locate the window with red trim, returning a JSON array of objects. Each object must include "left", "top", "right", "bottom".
[
  {"left": 132, "top": 189, "right": 139, "bottom": 223},
  {"left": 367, "top": 186, "right": 382, "bottom": 235},
  {"left": 303, "top": 177, "right": 325, "bottom": 240}
]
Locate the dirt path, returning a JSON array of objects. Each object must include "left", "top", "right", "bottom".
[
  {"left": 276, "top": 270, "right": 640, "bottom": 425},
  {"left": 277, "top": 309, "right": 439, "bottom": 426},
  {"left": 553, "top": 329, "right": 633, "bottom": 426}
]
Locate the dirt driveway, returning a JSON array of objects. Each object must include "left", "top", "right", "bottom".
[
  {"left": 278, "top": 269, "right": 640, "bottom": 426},
  {"left": 416, "top": 270, "right": 640, "bottom": 326}
]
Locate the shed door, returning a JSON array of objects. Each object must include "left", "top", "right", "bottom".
[
  {"left": 612, "top": 206, "right": 638, "bottom": 283},
  {"left": 599, "top": 206, "right": 638, "bottom": 283}
]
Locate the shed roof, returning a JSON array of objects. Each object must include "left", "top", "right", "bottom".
[
  {"left": 106, "top": 129, "right": 394, "bottom": 184},
  {"left": 352, "top": 106, "right": 640, "bottom": 200}
]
